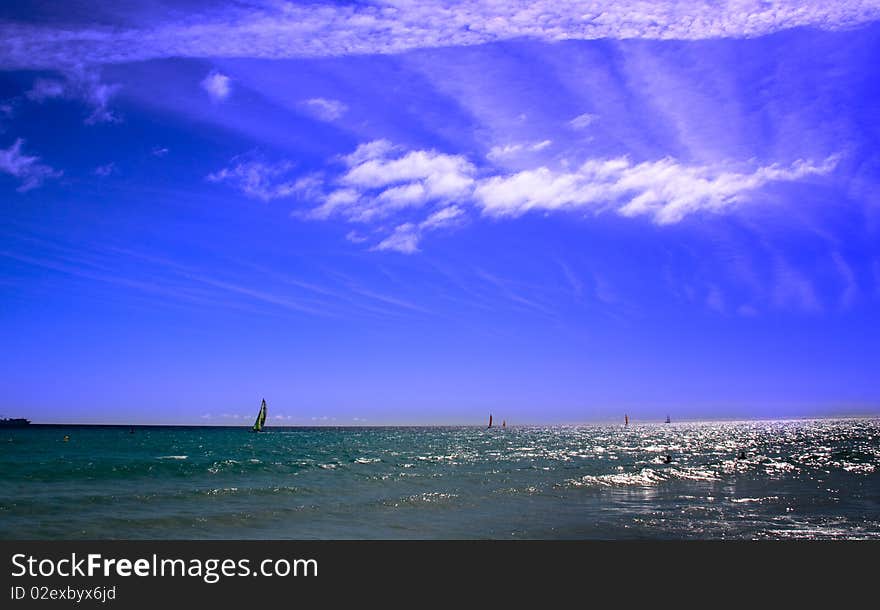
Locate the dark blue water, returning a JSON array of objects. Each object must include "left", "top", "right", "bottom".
[{"left": 1, "top": 419, "right": 878, "bottom": 539}]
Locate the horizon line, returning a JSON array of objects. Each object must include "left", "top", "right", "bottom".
[{"left": 14, "top": 413, "right": 880, "bottom": 428}]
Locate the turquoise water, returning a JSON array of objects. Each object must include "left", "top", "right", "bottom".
[{"left": 1, "top": 419, "right": 878, "bottom": 539}]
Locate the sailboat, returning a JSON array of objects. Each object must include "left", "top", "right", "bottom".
[
  {"left": 487, "top": 414, "right": 493, "bottom": 429},
  {"left": 252, "top": 399, "right": 267, "bottom": 433},
  {"left": 665, "top": 414, "right": 671, "bottom": 424},
  {"left": 624, "top": 414, "right": 629, "bottom": 427},
  {"left": 502, "top": 420, "right": 506, "bottom": 428}
]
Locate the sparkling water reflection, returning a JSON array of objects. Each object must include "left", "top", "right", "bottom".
[{"left": 1, "top": 418, "right": 878, "bottom": 539}]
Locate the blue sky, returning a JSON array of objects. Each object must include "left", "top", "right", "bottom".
[{"left": 1, "top": 1, "right": 879, "bottom": 424}]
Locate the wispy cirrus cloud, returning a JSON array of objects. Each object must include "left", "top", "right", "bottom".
[
  {"left": 830, "top": 251, "right": 859, "bottom": 309},
  {"left": 0, "top": 100, "right": 15, "bottom": 132},
  {"left": 1, "top": 2, "right": 878, "bottom": 69},
  {"left": 772, "top": 255, "right": 823, "bottom": 313},
  {"left": 25, "top": 78, "right": 65, "bottom": 101},
  {"left": 207, "top": 155, "right": 317, "bottom": 202},
  {"left": 0, "top": 138, "right": 62, "bottom": 192},
  {"left": 25, "top": 69, "right": 120, "bottom": 124}
]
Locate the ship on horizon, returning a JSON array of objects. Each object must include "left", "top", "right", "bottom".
[{"left": 0, "top": 417, "right": 31, "bottom": 428}]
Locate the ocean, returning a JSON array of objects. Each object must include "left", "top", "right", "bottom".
[{"left": 1, "top": 418, "right": 878, "bottom": 539}]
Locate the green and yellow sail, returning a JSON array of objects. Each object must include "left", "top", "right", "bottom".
[{"left": 252, "top": 399, "right": 267, "bottom": 432}]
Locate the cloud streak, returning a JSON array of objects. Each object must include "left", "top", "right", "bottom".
[
  {"left": 0, "top": 138, "right": 62, "bottom": 192},
  {"left": 207, "top": 156, "right": 315, "bottom": 202},
  {"left": 474, "top": 156, "right": 840, "bottom": 224},
  {"left": 1, "top": 2, "right": 878, "bottom": 69}
]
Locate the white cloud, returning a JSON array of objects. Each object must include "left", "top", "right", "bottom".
[
  {"left": 310, "top": 143, "right": 476, "bottom": 224},
  {"left": 25, "top": 70, "right": 120, "bottom": 124},
  {"left": 487, "top": 143, "right": 524, "bottom": 160},
  {"left": 212, "top": 140, "right": 839, "bottom": 253},
  {"left": 374, "top": 223, "right": 421, "bottom": 254},
  {"left": 80, "top": 73, "right": 120, "bottom": 124},
  {"left": 207, "top": 156, "right": 315, "bottom": 201},
  {"left": 2, "top": 2, "right": 878, "bottom": 69},
  {"left": 301, "top": 97, "right": 348, "bottom": 121},
  {"left": 151, "top": 147, "right": 169, "bottom": 157},
  {"left": 487, "top": 140, "right": 553, "bottom": 161},
  {"left": 345, "top": 230, "right": 369, "bottom": 243},
  {"left": 568, "top": 113, "right": 598, "bottom": 130},
  {"left": 474, "top": 156, "right": 839, "bottom": 224},
  {"left": 201, "top": 71, "right": 231, "bottom": 101},
  {"left": 420, "top": 205, "right": 465, "bottom": 231},
  {"left": 342, "top": 140, "right": 397, "bottom": 166},
  {"left": 341, "top": 149, "right": 475, "bottom": 194},
  {"left": 373, "top": 206, "right": 467, "bottom": 253},
  {"left": 0, "top": 138, "right": 62, "bottom": 192},
  {"left": 94, "top": 162, "right": 115, "bottom": 177},
  {"left": 309, "top": 188, "right": 360, "bottom": 219}
]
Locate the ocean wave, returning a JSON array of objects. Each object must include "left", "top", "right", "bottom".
[
  {"left": 383, "top": 492, "right": 459, "bottom": 508},
  {"left": 563, "top": 466, "right": 721, "bottom": 488},
  {"left": 729, "top": 496, "right": 779, "bottom": 504}
]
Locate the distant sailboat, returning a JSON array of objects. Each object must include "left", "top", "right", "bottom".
[
  {"left": 502, "top": 420, "right": 506, "bottom": 428},
  {"left": 624, "top": 414, "right": 629, "bottom": 427},
  {"left": 665, "top": 414, "right": 671, "bottom": 424},
  {"left": 252, "top": 399, "right": 267, "bottom": 433},
  {"left": 487, "top": 414, "right": 493, "bottom": 429}
]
